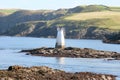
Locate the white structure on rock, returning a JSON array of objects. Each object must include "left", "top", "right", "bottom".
[{"left": 55, "top": 27, "right": 65, "bottom": 49}]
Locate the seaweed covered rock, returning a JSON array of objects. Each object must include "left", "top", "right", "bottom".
[
  {"left": 21, "top": 47, "right": 120, "bottom": 59},
  {"left": 0, "top": 66, "right": 116, "bottom": 80}
]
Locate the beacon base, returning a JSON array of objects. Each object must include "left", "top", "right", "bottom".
[{"left": 55, "top": 43, "right": 65, "bottom": 49}]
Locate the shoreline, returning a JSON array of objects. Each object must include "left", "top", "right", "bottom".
[
  {"left": 103, "top": 39, "right": 120, "bottom": 44},
  {"left": 21, "top": 47, "right": 120, "bottom": 60},
  {"left": 0, "top": 65, "right": 116, "bottom": 80}
]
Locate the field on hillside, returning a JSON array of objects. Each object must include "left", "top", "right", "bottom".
[
  {"left": 0, "top": 9, "right": 19, "bottom": 15},
  {"left": 110, "top": 7, "right": 120, "bottom": 11},
  {"left": 64, "top": 11, "right": 120, "bottom": 30}
]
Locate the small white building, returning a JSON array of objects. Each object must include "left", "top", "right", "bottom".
[{"left": 55, "top": 27, "right": 65, "bottom": 49}]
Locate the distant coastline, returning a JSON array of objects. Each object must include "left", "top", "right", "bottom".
[{"left": 0, "top": 5, "right": 119, "bottom": 44}]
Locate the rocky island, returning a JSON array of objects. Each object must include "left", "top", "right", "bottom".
[
  {"left": 103, "top": 32, "right": 120, "bottom": 44},
  {"left": 0, "top": 65, "right": 115, "bottom": 80},
  {"left": 21, "top": 47, "right": 120, "bottom": 60}
]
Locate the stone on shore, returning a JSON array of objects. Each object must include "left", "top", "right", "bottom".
[
  {"left": 0, "top": 65, "right": 116, "bottom": 80},
  {"left": 21, "top": 47, "right": 120, "bottom": 59}
]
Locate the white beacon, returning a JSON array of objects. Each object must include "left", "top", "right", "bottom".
[{"left": 55, "top": 27, "right": 65, "bottom": 49}]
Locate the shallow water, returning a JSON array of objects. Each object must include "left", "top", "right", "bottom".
[
  {"left": 0, "top": 36, "right": 120, "bottom": 79},
  {"left": 0, "top": 36, "right": 120, "bottom": 52}
]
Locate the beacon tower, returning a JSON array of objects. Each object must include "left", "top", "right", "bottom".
[{"left": 55, "top": 27, "right": 65, "bottom": 49}]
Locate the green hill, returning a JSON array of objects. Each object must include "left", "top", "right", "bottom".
[
  {"left": 0, "top": 9, "right": 66, "bottom": 32},
  {"left": 68, "top": 5, "right": 110, "bottom": 13},
  {"left": 110, "top": 7, "right": 120, "bottom": 12},
  {"left": 0, "top": 9, "right": 19, "bottom": 15},
  {"left": 0, "top": 5, "right": 120, "bottom": 39},
  {"left": 64, "top": 11, "right": 120, "bottom": 30}
]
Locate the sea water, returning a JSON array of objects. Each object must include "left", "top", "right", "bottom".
[{"left": 0, "top": 36, "right": 120, "bottom": 79}]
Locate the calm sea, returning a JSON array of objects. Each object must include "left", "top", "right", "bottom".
[{"left": 0, "top": 36, "right": 120, "bottom": 80}]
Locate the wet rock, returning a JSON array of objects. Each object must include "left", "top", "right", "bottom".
[
  {"left": 8, "top": 65, "right": 23, "bottom": 71},
  {"left": 0, "top": 66, "right": 116, "bottom": 80},
  {"left": 21, "top": 47, "right": 120, "bottom": 59},
  {"left": 103, "top": 32, "right": 120, "bottom": 44}
]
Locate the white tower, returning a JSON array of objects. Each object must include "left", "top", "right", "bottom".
[{"left": 55, "top": 27, "right": 65, "bottom": 49}]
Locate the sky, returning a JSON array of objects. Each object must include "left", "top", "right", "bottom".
[{"left": 0, "top": 0, "right": 119, "bottom": 10}]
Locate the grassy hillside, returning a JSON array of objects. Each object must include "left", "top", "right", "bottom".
[
  {"left": 110, "top": 7, "right": 120, "bottom": 12},
  {"left": 67, "top": 5, "right": 110, "bottom": 13},
  {"left": 0, "top": 9, "right": 19, "bottom": 15},
  {"left": 0, "top": 5, "right": 120, "bottom": 39},
  {"left": 0, "top": 9, "right": 66, "bottom": 32},
  {"left": 64, "top": 11, "right": 120, "bottom": 30}
]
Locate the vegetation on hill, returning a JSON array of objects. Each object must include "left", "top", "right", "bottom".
[
  {"left": 0, "top": 9, "right": 66, "bottom": 32},
  {"left": 0, "top": 5, "right": 120, "bottom": 40},
  {"left": 0, "top": 9, "right": 19, "bottom": 15},
  {"left": 64, "top": 11, "right": 120, "bottom": 30},
  {"left": 68, "top": 5, "right": 110, "bottom": 13},
  {"left": 110, "top": 7, "right": 120, "bottom": 12}
]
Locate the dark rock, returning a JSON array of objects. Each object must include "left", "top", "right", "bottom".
[
  {"left": 8, "top": 65, "right": 22, "bottom": 71},
  {"left": 103, "top": 32, "right": 120, "bottom": 44},
  {"left": 0, "top": 66, "right": 116, "bottom": 80},
  {"left": 21, "top": 47, "right": 120, "bottom": 59}
]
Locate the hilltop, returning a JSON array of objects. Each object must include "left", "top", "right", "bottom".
[
  {"left": 0, "top": 5, "right": 120, "bottom": 39},
  {"left": 0, "top": 9, "right": 19, "bottom": 16}
]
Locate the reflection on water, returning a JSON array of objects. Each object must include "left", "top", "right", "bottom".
[{"left": 56, "top": 57, "right": 65, "bottom": 64}]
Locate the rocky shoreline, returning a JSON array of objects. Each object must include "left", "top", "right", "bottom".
[
  {"left": 103, "top": 39, "right": 120, "bottom": 44},
  {"left": 21, "top": 47, "right": 120, "bottom": 60},
  {"left": 103, "top": 32, "right": 120, "bottom": 44},
  {"left": 0, "top": 65, "right": 116, "bottom": 80}
]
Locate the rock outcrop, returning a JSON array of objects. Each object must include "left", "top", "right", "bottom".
[
  {"left": 21, "top": 47, "right": 120, "bottom": 60},
  {"left": 103, "top": 32, "right": 120, "bottom": 44},
  {"left": 0, "top": 65, "right": 116, "bottom": 80}
]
